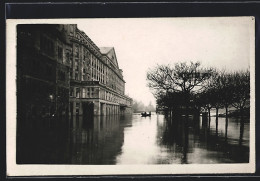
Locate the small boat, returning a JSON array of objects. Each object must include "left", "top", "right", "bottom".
[{"left": 141, "top": 112, "right": 151, "bottom": 117}]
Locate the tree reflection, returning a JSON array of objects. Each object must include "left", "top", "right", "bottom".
[
  {"left": 157, "top": 110, "right": 249, "bottom": 164},
  {"left": 239, "top": 118, "right": 245, "bottom": 146},
  {"left": 225, "top": 116, "right": 229, "bottom": 142},
  {"left": 181, "top": 117, "right": 189, "bottom": 164},
  {"left": 70, "top": 115, "right": 128, "bottom": 164},
  {"left": 215, "top": 114, "right": 219, "bottom": 136}
]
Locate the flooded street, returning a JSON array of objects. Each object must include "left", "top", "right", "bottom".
[
  {"left": 17, "top": 113, "right": 249, "bottom": 164},
  {"left": 12, "top": 20, "right": 253, "bottom": 177}
]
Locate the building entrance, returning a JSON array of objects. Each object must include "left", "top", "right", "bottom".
[{"left": 82, "top": 102, "right": 94, "bottom": 119}]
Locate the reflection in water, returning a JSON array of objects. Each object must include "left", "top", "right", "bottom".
[
  {"left": 239, "top": 120, "right": 245, "bottom": 146},
  {"left": 69, "top": 115, "right": 127, "bottom": 164},
  {"left": 17, "top": 112, "right": 249, "bottom": 164}
]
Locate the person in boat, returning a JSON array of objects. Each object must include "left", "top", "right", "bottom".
[
  {"left": 141, "top": 111, "right": 152, "bottom": 116},
  {"left": 141, "top": 112, "right": 147, "bottom": 116}
]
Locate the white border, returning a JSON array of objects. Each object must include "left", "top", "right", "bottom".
[{"left": 6, "top": 17, "right": 256, "bottom": 176}]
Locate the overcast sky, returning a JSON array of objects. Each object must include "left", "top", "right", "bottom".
[{"left": 78, "top": 17, "right": 253, "bottom": 106}]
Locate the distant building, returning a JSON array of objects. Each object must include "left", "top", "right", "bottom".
[{"left": 17, "top": 24, "right": 132, "bottom": 128}]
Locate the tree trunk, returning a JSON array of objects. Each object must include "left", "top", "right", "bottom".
[
  {"left": 225, "top": 106, "right": 228, "bottom": 119},
  {"left": 239, "top": 106, "right": 245, "bottom": 145},
  {"left": 240, "top": 106, "right": 244, "bottom": 118},
  {"left": 225, "top": 106, "right": 228, "bottom": 141},
  {"left": 216, "top": 107, "right": 219, "bottom": 135},
  {"left": 183, "top": 91, "right": 189, "bottom": 119},
  {"left": 239, "top": 117, "right": 245, "bottom": 146},
  {"left": 208, "top": 107, "right": 211, "bottom": 127},
  {"left": 216, "top": 107, "right": 219, "bottom": 121}
]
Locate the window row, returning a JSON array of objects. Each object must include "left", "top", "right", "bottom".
[
  {"left": 103, "top": 90, "right": 130, "bottom": 105},
  {"left": 70, "top": 87, "right": 96, "bottom": 98}
]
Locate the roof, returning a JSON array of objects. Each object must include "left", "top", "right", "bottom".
[
  {"left": 99, "top": 47, "right": 119, "bottom": 68},
  {"left": 99, "top": 47, "right": 113, "bottom": 55}
]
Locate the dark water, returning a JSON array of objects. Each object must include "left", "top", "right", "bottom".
[{"left": 17, "top": 113, "right": 249, "bottom": 164}]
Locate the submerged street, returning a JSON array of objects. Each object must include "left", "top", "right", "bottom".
[{"left": 17, "top": 113, "right": 249, "bottom": 164}]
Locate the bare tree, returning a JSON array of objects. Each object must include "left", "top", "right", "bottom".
[
  {"left": 202, "top": 71, "right": 224, "bottom": 120},
  {"left": 199, "top": 89, "right": 214, "bottom": 119},
  {"left": 214, "top": 71, "right": 234, "bottom": 118},
  {"left": 147, "top": 61, "right": 214, "bottom": 118},
  {"left": 147, "top": 62, "right": 214, "bottom": 95},
  {"left": 230, "top": 70, "right": 250, "bottom": 117}
]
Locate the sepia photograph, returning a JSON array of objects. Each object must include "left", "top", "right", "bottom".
[{"left": 6, "top": 17, "right": 255, "bottom": 175}]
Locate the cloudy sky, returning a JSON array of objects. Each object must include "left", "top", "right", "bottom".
[{"left": 78, "top": 17, "right": 253, "bottom": 106}]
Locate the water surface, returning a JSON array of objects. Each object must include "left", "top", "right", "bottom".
[{"left": 17, "top": 113, "right": 249, "bottom": 164}]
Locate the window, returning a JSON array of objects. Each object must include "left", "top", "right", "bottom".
[
  {"left": 76, "top": 88, "right": 80, "bottom": 98},
  {"left": 70, "top": 26, "right": 74, "bottom": 35},
  {"left": 66, "top": 52, "right": 70, "bottom": 64},
  {"left": 75, "top": 73, "right": 78, "bottom": 80},
  {"left": 82, "top": 88, "right": 86, "bottom": 98},
  {"left": 75, "top": 46, "right": 79, "bottom": 57},
  {"left": 70, "top": 87, "right": 74, "bottom": 97},
  {"left": 90, "top": 88, "right": 94, "bottom": 97},
  {"left": 58, "top": 70, "right": 65, "bottom": 81},
  {"left": 86, "top": 88, "right": 89, "bottom": 97},
  {"left": 75, "top": 60, "right": 79, "bottom": 71}
]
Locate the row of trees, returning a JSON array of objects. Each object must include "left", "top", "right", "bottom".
[
  {"left": 198, "top": 69, "right": 250, "bottom": 119},
  {"left": 146, "top": 61, "right": 250, "bottom": 118}
]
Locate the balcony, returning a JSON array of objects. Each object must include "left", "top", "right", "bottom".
[{"left": 81, "top": 81, "right": 100, "bottom": 86}]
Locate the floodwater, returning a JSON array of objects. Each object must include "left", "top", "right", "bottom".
[{"left": 17, "top": 113, "right": 249, "bottom": 164}]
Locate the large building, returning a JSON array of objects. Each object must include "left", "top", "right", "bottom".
[
  {"left": 65, "top": 24, "right": 132, "bottom": 118},
  {"left": 17, "top": 24, "right": 132, "bottom": 128}
]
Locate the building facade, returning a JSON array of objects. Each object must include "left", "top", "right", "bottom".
[
  {"left": 65, "top": 25, "right": 132, "bottom": 117},
  {"left": 17, "top": 24, "right": 71, "bottom": 130},
  {"left": 17, "top": 24, "right": 132, "bottom": 127}
]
